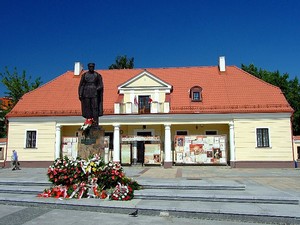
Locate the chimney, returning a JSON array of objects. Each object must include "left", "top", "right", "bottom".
[
  {"left": 218, "top": 56, "right": 226, "bottom": 72},
  {"left": 74, "top": 62, "right": 83, "bottom": 75}
]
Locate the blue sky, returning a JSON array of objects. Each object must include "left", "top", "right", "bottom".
[{"left": 1, "top": 0, "right": 300, "bottom": 96}]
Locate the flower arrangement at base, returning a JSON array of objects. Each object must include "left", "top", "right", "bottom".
[
  {"left": 39, "top": 155, "right": 141, "bottom": 201},
  {"left": 111, "top": 183, "right": 134, "bottom": 201},
  {"left": 97, "top": 161, "right": 125, "bottom": 189},
  {"left": 80, "top": 118, "right": 94, "bottom": 138}
]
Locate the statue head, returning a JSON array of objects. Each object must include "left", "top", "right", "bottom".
[{"left": 88, "top": 63, "right": 95, "bottom": 72}]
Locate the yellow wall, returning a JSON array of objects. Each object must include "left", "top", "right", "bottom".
[
  {"left": 127, "top": 75, "right": 164, "bottom": 87},
  {"left": 123, "top": 125, "right": 163, "bottom": 136},
  {"left": 6, "top": 118, "right": 294, "bottom": 164},
  {"left": 234, "top": 118, "right": 293, "bottom": 161},
  {"left": 7, "top": 121, "right": 56, "bottom": 161},
  {"left": 62, "top": 126, "right": 80, "bottom": 137},
  {"left": 62, "top": 125, "right": 114, "bottom": 137}
]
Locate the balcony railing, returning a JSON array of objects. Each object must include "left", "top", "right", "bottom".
[{"left": 114, "top": 102, "right": 170, "bottom": 114}]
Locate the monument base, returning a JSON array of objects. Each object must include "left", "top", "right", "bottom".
[
  {"left": 164, "top": 161, "right": 173, "bottom": 168},
  {"left": 78, "top": 126, "right": 105, "bottom": 159}
]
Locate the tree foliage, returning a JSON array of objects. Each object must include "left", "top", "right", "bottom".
[
  {"left": 0, "top": 67, "right": 42, "bottom": 137},
  {"left": 109, "top": 55, "right": 134, "bottom": 69},
  {"left": 241, "top": 64, "right": 300, "bottom": 135},
  {"left": 0, "top": 67, "right": 42, "bottom": 109},
  {"left": 0, "top": 106, "right": 7, "bottom": 138}
]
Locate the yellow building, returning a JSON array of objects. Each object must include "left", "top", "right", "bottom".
[{"left": 3, "top": 57, "right": 295, "bottom": 168}]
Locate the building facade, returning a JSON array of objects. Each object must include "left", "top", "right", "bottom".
[{"left": 3, "top": 58, "right": 295, "bottom": 168}]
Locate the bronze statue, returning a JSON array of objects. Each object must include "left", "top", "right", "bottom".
[{"left": 78, "top": 63, "right": 103, "bottom": 126}]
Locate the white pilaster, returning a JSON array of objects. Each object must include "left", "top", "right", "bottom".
[
  {"left": 55, "top": 124, "right": 61, "bottom": 159},
  {"left": 164, "top": 124, "right": 172, "bottom": 167},
  {"left": 229, "top": 121, "right": 235, "bottom": 164},
  {"left": 132, "top": 141, "right": 137, "bottom": 164},
  {"left": 113, "top": 124, "right": 121, "bottom": 162}
]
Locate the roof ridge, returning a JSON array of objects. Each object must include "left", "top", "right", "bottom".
[
  {"left": 233, "top": 66, "right": 284, "bottom": 92},
  {"left": 96, "top": 65, "right": 235, "bottom": 71}
]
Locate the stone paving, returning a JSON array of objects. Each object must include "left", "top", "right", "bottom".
[{"left": 0, "top": 166, "right": 300, "bottom": 224}]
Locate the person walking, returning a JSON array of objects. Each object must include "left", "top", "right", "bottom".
[{"left": 12, "top": 150, "right": 21, "bottom": 170}]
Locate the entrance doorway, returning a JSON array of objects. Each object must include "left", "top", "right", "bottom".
[{"left": 136, "top": 131, "right": 152, "bottom": 164}]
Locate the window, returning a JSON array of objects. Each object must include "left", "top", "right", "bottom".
[
  {"left": 138, "top": 95, "right": 151, "bottom": 114},
  {"left": 176, "top": 130, "right": 188, "bottom": 135},
  {"left": 105, "top": 132, "right": 114, "bottom": 149},
  {"left": 26, "top": 130, "right": 37, "bottom": 148},
  {"left": 256, "top": 128, "right": 270, "bottom": 148},
  {"left": 0, "top": 147, "right": 3, "bottom": 160},
  {"left": 190, "top": 86, "right": 202, "bottom": 102},
  {"left": 205, "top": 130, "right": 217, "bottom": 135}
]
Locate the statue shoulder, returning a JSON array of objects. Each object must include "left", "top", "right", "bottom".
[
  {"left": 81, "top": 72, "right": 87, "bottom": 78},
  {"left": 95, "top": 71, "right": 102, "bottom": 76},
  {"left": 95, "top": 71, "right": 103, "bottom": 79}
]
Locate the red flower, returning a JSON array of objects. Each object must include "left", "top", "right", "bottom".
[
  {"left": 100, "top": 190, "right": 107, "bottom": 199},
  {"left": 85, "top": 118, "right": 94, "bottom": 125}
]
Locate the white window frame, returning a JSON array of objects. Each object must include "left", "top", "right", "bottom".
[
  {"left": 255, "top": 127, "right": 271, "bottom": 148},
  {"left": 190, "top": 86, "right": 202, "bottom": 102},
  {"left": 24, "top": 129, "right": 38, "bottom": 149}
]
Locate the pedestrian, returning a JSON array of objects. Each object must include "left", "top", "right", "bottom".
[{"left": 12, "top": 150, "right": 21, "bottom": 170}]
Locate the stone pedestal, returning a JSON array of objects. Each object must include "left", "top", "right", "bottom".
[{"left": 78, "top": 126, "right": 105, "bottom": 159}]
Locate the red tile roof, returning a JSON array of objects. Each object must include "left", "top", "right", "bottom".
[
  {"left": 6, "top": 65, "right": 293, "bottom": 118},
  {"left": 294, "top": 136, "right": 300, "bottom": 141},
  {"left": 0, "top": 138, "right": 7, "bottom": 143}
]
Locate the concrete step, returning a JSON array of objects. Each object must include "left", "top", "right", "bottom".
[
  {"left": 135, "top": 189, "right": 299, "bottom": 204},
  {"left": 0, "top": 181, "right": 50, "bottom": 187},
  {"left": 0, "top": 193, "right": 299, "bottom": 225},
  {"left": 135, "top": 178, "right": 246, "bottom": 190},
  {"left": 0, "top": 182, "right": 298, "bottom": 205}
]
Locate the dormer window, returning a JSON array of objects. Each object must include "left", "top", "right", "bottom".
[{"left": 190, "top": 86, "right": 202, "bottom": 102}]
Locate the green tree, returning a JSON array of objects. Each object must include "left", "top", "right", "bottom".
[
  {"left": 286, "top": 77, "right": 300, "bottom": 134},
  {"left": 0, "top": 105, "right": 7, "bottom": 138},
  {"left": 0, "top": 67, "right": 42, "bottom": 108},
  {"left": 241, "top": 64, "right": 300, "bottom": 135},
  {"left": 0, "top": 67, "right": 42, "bottom": 137},
  {"left": 109, "top": 55, "right": 134, "bottom": 69}
]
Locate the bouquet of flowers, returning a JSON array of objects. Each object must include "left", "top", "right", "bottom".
[
  {"left": 80, "top": 118, "right": 94, "bottom": 137},
  {"left": 110, "top": 183, "right": 134, "bottom": 201},
  {"left": 40, "top": 155, "right": 141, "bottom": 201},
  {"left": 81, "top": 154, "right": 105, "bottom": 177},
  {"left": 47, "top": 156, "right": 87, "bottom": 185},
  {"left": 97, "top": 161, "right": 125, "bottom": 189}
]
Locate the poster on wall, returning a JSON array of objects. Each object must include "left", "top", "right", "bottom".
[
  {"left": 174, "top": 135, "right": 227, "bottom": 165},
  {"left": 144, "top": 144, "right": 161, "bottom": 165},
  {"left": 62, "top": 137, "right": 78, "bottom": 159},
  {"left": 121, "top": 144, "right": 131, "bottom": 164}
]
